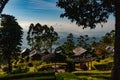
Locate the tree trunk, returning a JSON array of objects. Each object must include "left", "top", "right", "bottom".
[
  {"left": 111, "top": 0, "right": 120, "bottom": 80},
  {"left": 8, "top": 57, "right": 12, "bottom": 73}
]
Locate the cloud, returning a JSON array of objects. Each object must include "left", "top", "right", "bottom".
[
  {"left": 19, "top": 16, "right": 115, "bottom": 38},
  {"left": 52, "top": 20, "right": 115, "bottom": 37},
  {"left": 28, "top": 0, "right": 61, "bottom": 11}
]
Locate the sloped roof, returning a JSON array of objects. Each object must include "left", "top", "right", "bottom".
[
  {"left": 29, "top": 50, "right": 41, "bottom": 57},
  {"left": 20, "top": 48, "right": 30, "bottom": 55},
  {"left": 41, "top": 53, "right": 66, "bottom": 62},
  {"left": 105, "top": 46, "right": 114, "bottom": 53},
  {"left": 73, "top": 47, "right": 87, "bottom": 56}
]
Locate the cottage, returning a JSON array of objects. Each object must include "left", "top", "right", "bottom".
[
  {"left": 71, "top": 47, "right": 92, "bottom": 70},
  {"left": 29, "top": 50, "right": 41, "bottom": 61},
  {"left": 106, "top": 46, "right": 114, "bottom": 54},
  {"left": 20, "top": 48, "right": 31, "bottom": 57},
  {"left": 72, "top": 47, "right": 92, "bottom": 63}
]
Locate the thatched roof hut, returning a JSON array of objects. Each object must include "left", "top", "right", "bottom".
[
  {"left": 71, "top": 47, "right": 92, "bottom": 63},
  {"left": 29, "top": 50, "right": 41, "bottom": 60},
  {"left": 41, "top": 53, "right": 66, "bottom": 62},
  {"left": 73, "top": 47, "right": 87, "bottom": 56},
  {"left": 20, "top": 48, "right": 31, "bottom": 57}
]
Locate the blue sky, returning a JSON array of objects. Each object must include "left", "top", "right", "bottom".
[{"left": 2, "top": 0, "right": 115, "bottom": 48}]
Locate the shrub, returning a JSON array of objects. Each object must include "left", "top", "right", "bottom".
[
  {"left": 66, "top": 58, "right": 75, "bottom": 72},
  {"left": 12, "top": 66, "right": 29, "bottom": 74},
  {"left": 56, "top": 74, "right": 64, "bottom": 80},
  {"left": 0, "top": 71, "right": 55, "bottom": 80},
  {"left": 94, "top": 64, "right": 107, "bottom": 70},
  {"left": 94, "top": 62, "right": 113, "bottom": 71},
  {"left": 28, "top": 63, "right": 33, "bottom": 67},
  {"left": 2, "top": 66, "right": 9, "bottom": 73}
]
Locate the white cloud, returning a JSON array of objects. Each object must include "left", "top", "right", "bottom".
[
  {"left": 20, "top": 19, "right": 115, "bottom": 38},
  {"left": 28, "top": 0, "right": 61, "bottom": 11},
  {"left": 53, "top": 20, "right": 115, "bottom": 37}
]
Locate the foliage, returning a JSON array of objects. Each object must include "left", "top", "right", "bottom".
[
  {"left": 0, "top": 71, "right": 55, "bottom": 80},
  {"left": 56, "top": 72, "right": 82, "bottom": 80},
  {"left": 0, "top": 14, "right": 23, "bottom": 73},
  {"left": 0, "top": 0, "right": 9, "bottom": 13},
  {"left": 101, "top": 30, "right": 115, "bottom": 46},
  {"left": 27, "top": 23, "right": 58, "bottom": 52},
  {"left": 2, "top": 66, "right": 9, "bottom": 73},
  {"left": 0, "top": 14, "right": 23, "bottom": 53},
  {"left": 59, "top": 33, "right": 75, "bottom": 55},
  {"left": 57, "top": 0, "right": 114, "bottom": 28},
  {"left": 94, "top": 62, "right": 113, "bottom": 71},
  {"left": 72, "top": 71, "right": 111, "bottom": 80},
  {"left": 77, "top": 34, "right": 91, "bottom": 50},
  {"left": 95, "top": 44, "right": 108, "bottom": 58},
  {"left": 66, "top": 58, "right": 75, "bottom": 72},
  {"left": 28, "top": 63, "right": 33, "bottom": 67},
  {"left": 11, "top": 66, "right": 29, "bottom": 74}
]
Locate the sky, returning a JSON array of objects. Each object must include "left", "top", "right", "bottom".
[{"left": 2, "top": 0, "right": 115, "bottom": 48}]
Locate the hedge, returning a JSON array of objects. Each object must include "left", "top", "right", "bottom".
[
  {"left": 94, "top": 62, "right": 113, "bottom": 71},
  {"left": 0, "top": 71, "right": 55, "bottom": 80}
]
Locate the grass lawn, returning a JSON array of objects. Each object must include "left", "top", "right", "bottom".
[
  {"left": 15, "top": 76, "right": 55, "bottom": 80},
  {"left": 56, "top": 70, "right": 111, "bottom": 80}
]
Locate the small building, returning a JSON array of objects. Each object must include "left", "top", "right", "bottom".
[
  {"left": 41, "top": 53, "right": 66, "bottom": 63},
  {"left": 20, "top": 48, "right": 31, "bottom": 57},
  {"left": 72, "top": 47, "right": 92, "bottom": 63},
  {"left": 29, "top": 50, "right": 41, "bottom": 61},
  {"left": 71, "top": 47, "right": 92, "bottom": 70},
  {"left": 106, "top": 46, "right": 114, "bottom": 54}
]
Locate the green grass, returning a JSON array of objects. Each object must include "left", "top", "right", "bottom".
[
  {"left": 15, "top": 76, "right": 55, "bottom": 80},
  {"left": 56, "top": 70, "right": 111, "bottom": 80},
  {"left": 56, "top": 72, "right": 93, "bottom": 80},
  {"left": 0, "top": 71, "right": 55, "bottom": 80}
]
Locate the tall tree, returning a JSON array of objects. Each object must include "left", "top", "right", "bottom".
[
  {"left": 0, "top": 0, "right": 9, "bottom": 13},
  {"left": 27, "top": 23, "right": 58, "bottom": 52},
  {"left": 56, "top": 0, "right": 120, "bottom": 79},
  {"left": 77, "top": 35, "right": 89, "bottom": 49},
  {"left": 101, "top": 30, "right": 115, "bottom": 46},
  {"left": 0, "top": 14, "right": 23, "bottom": 73},
  {"left": 60, "top": 33, "right": 75, "bottom": 55}
]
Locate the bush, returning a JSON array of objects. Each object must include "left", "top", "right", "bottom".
[
  {"left": 56, "top": 72, "right": 83, "bottom": 80},
  {"left": 0, "top": 71, "right": 55, "bottom": 80},
  {"left": 66, "top": 58, "right": 75, "bottom": 72},
  {"left": 56, "top": 74, "right": 64, "bottom": 80},
  {"left": 94, "top": 62, "right": 113, "bottom": 71},
  {"left": 2, "top": 66, "right": 9, "bottom": 73},
  {"left": 28, "top": 63, "right": 33, "bottom": 67},
  {"left": 94, "top": 64, "right": 107, "bottom": 70},
  {"left": 12, "top": 66, "right": 29, "bottom": 74}
]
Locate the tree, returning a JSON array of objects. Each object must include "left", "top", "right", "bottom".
[
  {"left": 101, "top": 30, "right": 115, "bottom": 46},
  {"left": 95, "top": 44, "right": 108, "bottom": 59},
  {"left": 57, "top": 0, "right": 120, "bottom": 79},
  {"left": 90, "top": 37, "right": 99, "bottom": 48},
  {"left": 60, "top": 33, "right": 75, "bottom": 55},
  {"left": 77, "top": 35, "right": 90, "bottom": 49},
  {"left": 27, "top": 23, "right": 58, "bottom": 52},
  {"left": 0, "top": 0, "right": 9, "bottom": 13},
  {"left": 0, "top": 14, "right": 23, "bottom": 73}
]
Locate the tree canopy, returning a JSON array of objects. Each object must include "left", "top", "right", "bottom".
[
  {"left": 57, "top": 0, "right": 114, "bottom": 29},
  {"left": 27, "top": 23, "right": 59, "bottom": 52},
  {"left": 57, "top": 0, "right": 120, "bottom": 79},
  {"left": 0, "top": 14, "right": 23, "bottom": 72},
  {"left": 0, "top": 0, "right": 9, "bottom": 13},
  {"left": 59, "top": 33, "right": 75, "bottom": 55}
]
